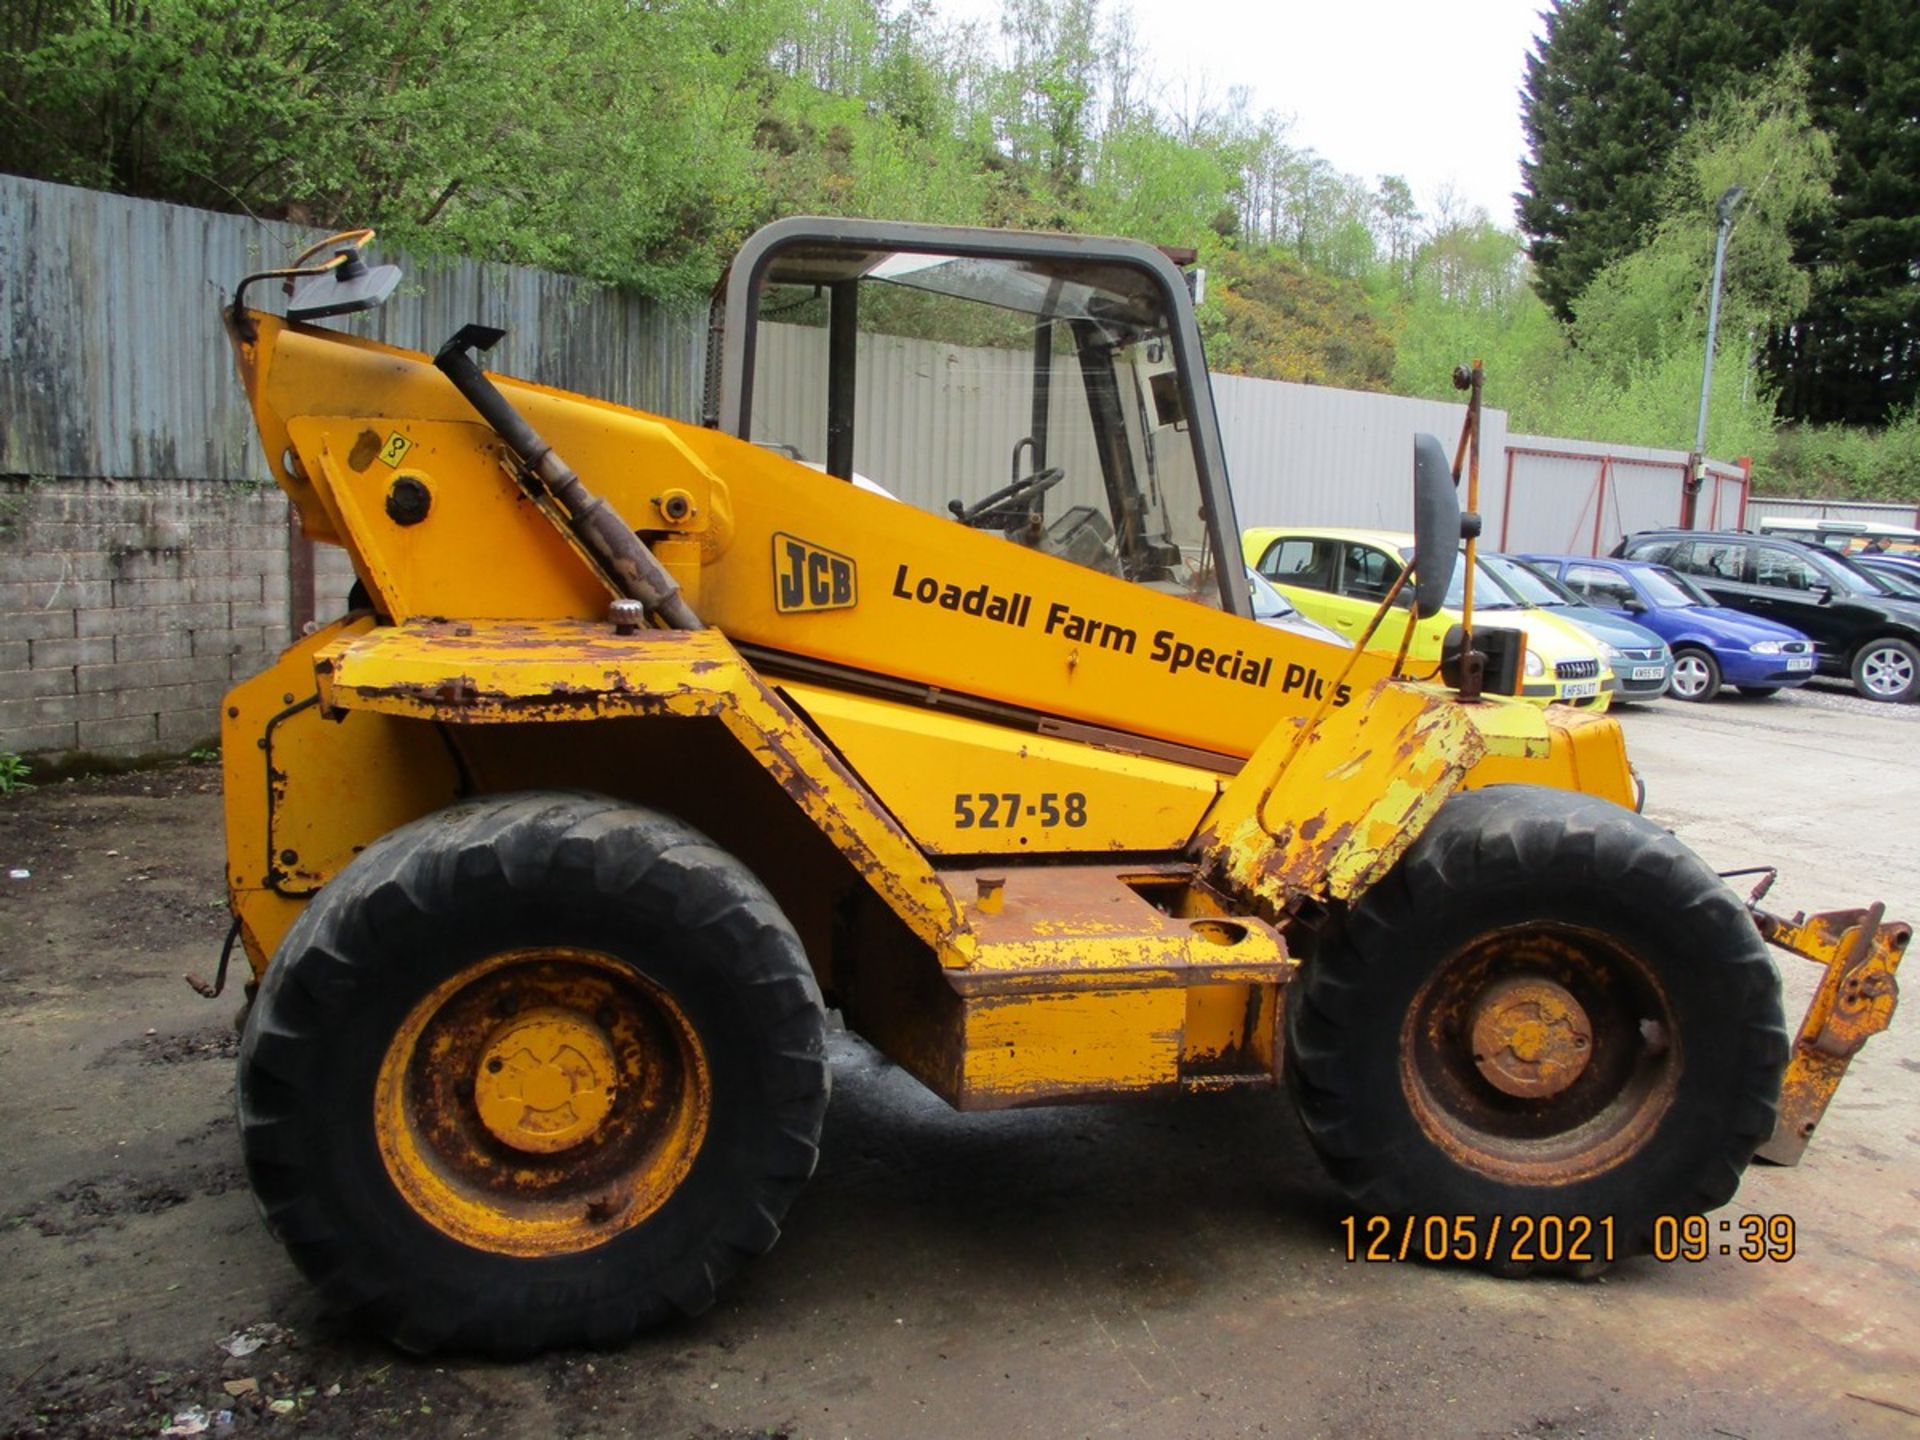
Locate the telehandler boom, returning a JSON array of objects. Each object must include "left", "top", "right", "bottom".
[{"left": 215, "top": 219, "right": 1904, "bottom": 1354}]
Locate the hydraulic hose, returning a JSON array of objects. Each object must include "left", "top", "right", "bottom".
[{"left": 434, "top": 325, "right": 703, "bottom": 631}]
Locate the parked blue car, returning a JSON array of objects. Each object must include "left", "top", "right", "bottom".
[
  {"left": 1484, "top": 554, "right": 1673, "bottom": 700},
  {"left": 1521, "top": 555, "right": 1816, "bottom": 702}
]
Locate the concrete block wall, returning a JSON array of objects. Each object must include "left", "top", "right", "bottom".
[{"left": 0, "top": 478, "right": 353, "bottom": 760}]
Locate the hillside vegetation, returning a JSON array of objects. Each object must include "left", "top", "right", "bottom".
[{"left": 5, "top": 0, "right": 1912, "bottom": 497}]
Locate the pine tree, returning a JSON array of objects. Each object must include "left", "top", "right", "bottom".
[
  {"left": 1518, "top": 0, "right": 1918, "bottom": 423},
  {"left": 1763, "top": 0, "right": 1920, "bottom": 423}
]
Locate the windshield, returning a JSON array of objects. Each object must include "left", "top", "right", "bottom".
[
  {"left": 1644, "top": 566, "right": 1713, "bottom": 607},
  {"left": 1482, "top": 554, "right": 1576, "bottom": 607},
  {"left": 1401, "top": 548, "right": 1524, "bottom": 610},
  {"left": 1246, "top": 567, "right": 1297, "bottom": 619},
  {"left": 1830, "top": 551, "right": 1913, "bottom": 599},
  {"left": 1806, "top": 548, "right": 1882, "bottom": 596},
  {"left": 748, "top": 248, "right": 1223, "bottom": 608},
  {"left": 1858, "top": 562, "right": 1920, "bottom": 599}
]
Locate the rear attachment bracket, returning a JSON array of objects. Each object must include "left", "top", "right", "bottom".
[{"left": 1744, "top": 892, "right": 1906, "bottom": 1165}]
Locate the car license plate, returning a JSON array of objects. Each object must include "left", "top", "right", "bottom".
[
  {"left": 1630, "top": 665, "right": 1664, "bottom": 681},
  {"left": 1561, "top": 680, "right": 1599, "bottom": 698},
  {"left": 1787, "top": 657, "right": 1813, "bottom": 671}
]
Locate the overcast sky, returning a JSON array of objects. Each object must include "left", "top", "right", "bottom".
[{"left": 933, "top": 0, "right": 1552, "bottom": 230}]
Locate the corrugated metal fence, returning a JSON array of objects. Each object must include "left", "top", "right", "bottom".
[
  {"left": 1215, "top": 376, "right": 1510, "bottom": 533},
  {"left": 1, "top": 174, "right": 706, "bottom": 482}
]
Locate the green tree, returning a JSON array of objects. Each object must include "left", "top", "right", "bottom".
[
  {"left": 1, "top": 0, "right": 782, "bottom": 298},
  {"left": 1764, "top": 0, "right": 1920, "bottom": 424},
  {"left": 1517, "top": 0, "right": 1918, "bottom": 425},
  {"left": 1571, "top": 59, "right": 1833, "bottom": 384},
  {"left": 1517, "top": 0, "right": 1783, "bottom": 321},
  {"left": 1373, "top": 176, "right": 1421, "bottom": 289}
]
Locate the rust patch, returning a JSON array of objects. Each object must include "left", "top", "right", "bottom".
[{"left": 347, "top": 429, "right": 383, "bottom": 471}]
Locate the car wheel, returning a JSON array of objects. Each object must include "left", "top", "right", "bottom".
[
  {"left": 1285, "top": 786, "right": 1786, "bottom": 1272},
  {"left": 1668, "top": 648, "right": 1721, "bottom": 702},
  {"left": 1851, "top": 638, "right": 1920, "bottom": 703}
]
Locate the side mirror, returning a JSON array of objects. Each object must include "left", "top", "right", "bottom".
[
  {"left": 1621, "top": 596, "right": 1647, "bottom": 614},
  {"left": 1811, "top": 583, "right": 1833, "bottom": 605},
  {"left": 1410, "top": 433, "right": 1461, "bottom": 619},
  {"left": 288, "top": 251, "right": 403, "bottom": 322}
]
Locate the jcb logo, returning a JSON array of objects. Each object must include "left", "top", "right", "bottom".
[{"left": 773, "top": 533, "right": 857, "bottom": 614}]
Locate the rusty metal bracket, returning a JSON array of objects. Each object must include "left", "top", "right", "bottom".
[{"left": 1750, "top": 900, "right": 1907, "bottom": 1165}]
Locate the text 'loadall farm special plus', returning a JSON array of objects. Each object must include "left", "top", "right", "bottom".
[{"left": 211, "top": 219, "right": 1904, "bottom": 1353}]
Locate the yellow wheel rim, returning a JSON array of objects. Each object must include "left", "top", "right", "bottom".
[{"left": 374, "top": 948, "right": 711, "bottom": 1257}]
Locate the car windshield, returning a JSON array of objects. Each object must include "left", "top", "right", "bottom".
[
  {"left": 1482, "top": 554, "right": 1577, "bottom": 607},
  {"left": 1643, "top": 566, "right": 1713, "bottom": 607},
  {"left": 1861, "top": 563, "right": 1920, "bottom": 600},
  {"left": 1400, "top": 548, "right": 1524, "bottom": 610},
  {"left": 1830, "top": 551, "right": 1913, "bottom": 599},
  {"left": 1806, "top": 548, "right": 1882, "bottom": 596},
  {"left": 1246, "top": 568, "right": 1298, "bottom": 620}
]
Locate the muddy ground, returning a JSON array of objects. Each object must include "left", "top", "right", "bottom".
[{"left": 1, "top": 682, "right": 1916, "bottom": 1439}]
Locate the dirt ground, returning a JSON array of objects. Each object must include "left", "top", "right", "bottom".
[{"left": 2, "top": 681, "right": 1917, "bottom": 1440}]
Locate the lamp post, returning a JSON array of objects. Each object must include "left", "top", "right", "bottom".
[{"left": 1692, "top": 184, "right": 1745, "bottom": 469}]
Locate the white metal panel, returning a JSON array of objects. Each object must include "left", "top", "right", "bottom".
[
  {"left": 1746, "top": 496, "right": 1920, "bottom": 529},
  {"left": 1213, "top": 374, "right": 1509, "bottom": 538},
  {"left": 748, "top": 321, "right": 1107, "bottom": 517},
  {"left": 8, "top": 172, "right": 1776, "bottom": 569},
  {"left": 1502, "top": 433, "right": 1750, "bottom": 556}
]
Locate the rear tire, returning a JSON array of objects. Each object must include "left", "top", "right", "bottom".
[
  {"left": 238, "top": 793, "right": 829, "bottom": 1354},
  {"left": 1285, "top": 786, "right": 1786, "bottom": 1271},
  {"left": 1668, "top": 647, "right": 1721, "bottom": 702},
  {"left": 1851, "top": 638, "right": 1920, "bottom": 703}
]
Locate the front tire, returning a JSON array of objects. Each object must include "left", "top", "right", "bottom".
[
  {"left": 238, "top": 793, "right": 829, "bottom": 1354},
  {"left": 1285, "top": 786, "right": 1786, "bottom": 1271},
  {"left": 1851, "top": 638, "right": 1920, "bottom": 703},
  {"left": 1668, "top": 647, "right": 1721, "bottom": 702}
]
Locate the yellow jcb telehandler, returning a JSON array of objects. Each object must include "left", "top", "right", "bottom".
[{"left": 212, "top": 218, "right": 1904, "bottom": 1354}]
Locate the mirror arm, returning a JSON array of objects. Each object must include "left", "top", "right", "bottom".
[{"left": 1451, "top": 362, "right": 1486, "bottom": 698}]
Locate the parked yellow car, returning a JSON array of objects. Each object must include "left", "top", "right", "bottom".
[{"left": 1242, "top": 526, "right": 1615, "bottom": 709}]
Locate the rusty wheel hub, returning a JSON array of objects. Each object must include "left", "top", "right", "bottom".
[
  {"left": 373, "top": 948, "right": 711, "bottom": 1257},
  {"left": 474, "top": 1008, "right": 620, "bottom": 1153},
  {"left": 1469, "top": 976, "right": 1593, "bottom": 1099},
  {"left": 1400, "top": 923, "right": 1679, "bottom": 1186}
]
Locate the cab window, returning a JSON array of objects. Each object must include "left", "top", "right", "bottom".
[{"left": 747, "top": 250, "right": 1227, "bottom": 609}]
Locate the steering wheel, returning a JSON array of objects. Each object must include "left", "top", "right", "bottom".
[{"left": 949, "top": 467, "right": 1068, "bottom": 529}]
